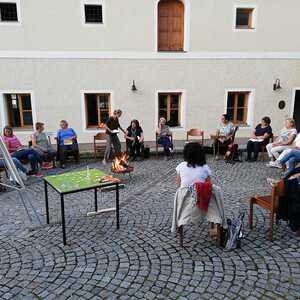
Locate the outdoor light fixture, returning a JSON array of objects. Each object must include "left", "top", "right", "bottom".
[
  {"left": 131, "top": 80, "right": 137, "bottom": 91},
  {"left": 273, "top": 78, "right": 281, "bottom": 91}
]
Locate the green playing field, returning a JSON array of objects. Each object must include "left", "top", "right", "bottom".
[{"left": 44, "top": 168, "right": 107, "bottom": 193}]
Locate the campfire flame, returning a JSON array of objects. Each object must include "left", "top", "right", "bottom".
[{"left": 112, "top": 152, "right": 130, "bottom": 173}]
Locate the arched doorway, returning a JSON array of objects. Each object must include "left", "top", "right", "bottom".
[{"left": 158, "top": 0, "right": 184, "bottom": 51}]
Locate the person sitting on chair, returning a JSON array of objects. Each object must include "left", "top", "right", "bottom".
[
  {"left": 268, "top": 133, "right": 300, "bottom": 176},
  {"left": 213, "top": 114, "right": 235, "bottom": 159},
  {"left": 0, "top": 155, "right": 28, "bottom": 180},
  {"left": 246, "top": 116, "right": 272, "bottom": 162},
  {"left": 156, "top": 117, "right": 173, "bottom": 159},
  {"left": 176, "top": 142, "right": 212, "bottom": 188},
  {"left": 2, "top": 126, "right": 41, "bottom": 176},
  {"left": 103, "top": 109, "right": 126, "bottom": 165},
  {"left": 56, "top": 120, "right": 79, "bottom": 169},
  {"left": 31, "top": 122, "right": 56, "bottom": 169},
  {"left": 125, "top": 119, "right": 144, "bottom": 161},
  {"left": 266, "top": 118, "right": 297, "bottom": 165}
]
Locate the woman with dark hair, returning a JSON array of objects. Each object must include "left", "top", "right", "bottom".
[
  {"left": 246, "top": 116, "right": 273, "bottom": 162},
  {"left": 176, "top": 142, "right": 212, "bottom": 188},
  {"left": 213, "top": 114, "right": 235, "bottom": 159},
  {"left": 103, "top": 109, "right": 125, "bottom": 165},
  {"left": 125, "top": 119, "right": 144, "bottom": 160},
  {"left": 2, "top": 126, "right": 41, "bottom": 176}
]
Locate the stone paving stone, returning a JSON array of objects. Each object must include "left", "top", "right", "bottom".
[{"left": 0, "top": 157, "right": 299, "bottom": 299}]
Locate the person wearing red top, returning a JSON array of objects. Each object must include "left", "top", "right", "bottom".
[{"left": 3, "top": 126, "right": 41, "bottom": 175}]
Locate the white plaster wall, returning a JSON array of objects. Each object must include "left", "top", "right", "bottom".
[
  {"left": 0, "top": 0, "right": 299, "bottom": 52},
  {"left": 0, "top": 59, "right": 299, "bottom": 144}
]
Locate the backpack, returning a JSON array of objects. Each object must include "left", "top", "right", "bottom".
[{"left": 224, "top": 213, "right": 245, "bottom": 251}]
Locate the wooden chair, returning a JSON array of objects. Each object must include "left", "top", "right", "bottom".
[
  {"left": 156, "top": 133, "right": 173, "bottom": 157},
  {"left": 212, "top": 126, "right": 239, "bottom": 159},
  {"left": 28, "top": 136, "right": 56, "bottom": 167},
  {"left": 94, "top": 133, "right": 106, "bottom": 159},
  {"left": 56, "top": 138, "right": 80, "bottom": 164},
  {"left": 186, "top": 129, "right": 204, "bottom": 145},
  {"left": 260, "top": 134, "right": 274, "bottom": 161},
  {"left": 177, "top": 223, "right": 225, "bottom": 247},
  {"left": 249, "top": 180, "right": 285, "bottom": 241}
]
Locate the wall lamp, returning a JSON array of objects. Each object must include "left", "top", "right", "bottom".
[
  {"left": 273, "top": 79, "right": 281, "bottom": 91},
  {"left": 131, "top": 80, "right": 137, "bottom": 91}
]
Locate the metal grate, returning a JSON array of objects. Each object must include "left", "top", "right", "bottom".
[
  {"left": 0, "top": 2, "right": 18, "bottom": 22},
  {"left": 84, "top": 4, "right": 103, "bottom": 23}
]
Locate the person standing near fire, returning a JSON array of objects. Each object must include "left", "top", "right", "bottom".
[{"left": 103, "top": 109, "right": 126, "bottom": 165}]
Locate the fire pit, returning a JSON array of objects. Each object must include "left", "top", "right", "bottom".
[{"left": 111, "top": 152, "right": 134, "bottom": 178}]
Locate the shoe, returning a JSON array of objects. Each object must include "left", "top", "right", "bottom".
[
  {"left": 245, "top": 157, "right": 251, "bottom": 162},
  {"left": 269, "top": 161, "right": 282, "bottom": 169},
  {"left": 102, "top": 159, "right": 107, "bottom": 166},
  {"left": 60, "top": 164, "right": 66, "bottom": 169},
  {"left": 26, "top": 170, "right": 37, "bottom": 176},
  {"left": 250, "top": 158, "right": 257, "bottom": 162},
  {"left": 267, "top": 178, "right": 279, "bottom": 186},
  {"left": 34, "top": 172, "right": 43, "bottom": 178},
  {"left": 42, "top": 162, "right": 53, "bottom": 170}
]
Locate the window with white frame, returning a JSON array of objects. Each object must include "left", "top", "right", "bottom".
[
  {"left": 226, "top": 91, "right": 250, "bottom": 125},
  {"left": 82, "top": 0, "right": 104, "bottom": 25},
  {"left": 5, "top": 93, "right": 33, "bottom": 128},
  {"left": 85, "top": 93, "right": 111, "bottom": 128},
  {"left": 0, "top": 1, "right": 18, "bottom": 22},
  {"left": 158, "top": 93, "right": 181, "bottom": 127},
  {"left": 235, "top": 6, "right": 256, "bottom": 30}
]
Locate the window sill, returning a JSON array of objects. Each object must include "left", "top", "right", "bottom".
[
  {"left": 0, "top": 21, "right": 21, "bottom": 26},
  {"left": 169, "top": 126, "right": 185, "bottom": 132},
  {"left": 235, "top": 124, "right": 251, "bottom": 129},
  {"left": 157, "top": 50, "right": 186, "bottom": 53},
  {"left": 82, "top": 22, "right": 105, "bottom": 27},
  {"left": 233, "top": 28, "right": 256, "bottom": 32},
  {"left": 84, "top": 128, "right": 105, "bottom": 133}
]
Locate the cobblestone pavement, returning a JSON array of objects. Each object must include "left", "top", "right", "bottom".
[{"left": 0, "top": 155, "right": 300, "bottom": 300}]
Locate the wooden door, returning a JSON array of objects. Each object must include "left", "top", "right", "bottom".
[
  {"left": 158, "top": 0, "right": 184, "bottom": 51},
  {"left": 294, "top": 90, "right": 300, "bottom": 132}
]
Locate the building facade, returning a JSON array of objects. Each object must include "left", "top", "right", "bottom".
[{"left": 0, "top": 0, "right": 300, "bottom": 144}]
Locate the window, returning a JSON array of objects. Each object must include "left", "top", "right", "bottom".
[
  {"left": 84, "top": 4, "right": 103, "bottom": 23},
  {"left": 159, "top": 93, "right": 181, "bottom": 127},
  {"left": 0, "top": 2, "right": 18, "bottom": 22},
  {"left": 158, "top": 0, "right": 184, "bottom": 51},
  {"left": 5, "top": 94, "right": 33, "bottom": 128},
  {"left": 235, "top": 7, "right": 255, "bottom": 29},
  {"left": 226, "top": 92, "right": 249, "bottom": 124},
  {"left": 85, "top": 93, "right": 110, "bottom": 128}
]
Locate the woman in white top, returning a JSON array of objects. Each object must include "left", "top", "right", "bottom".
[
  {"left": 266, "top": 118, "right": 297, "bottom": 163},
  {"left": 176, "top": 142, "right": 212, "bottom": 188}
]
